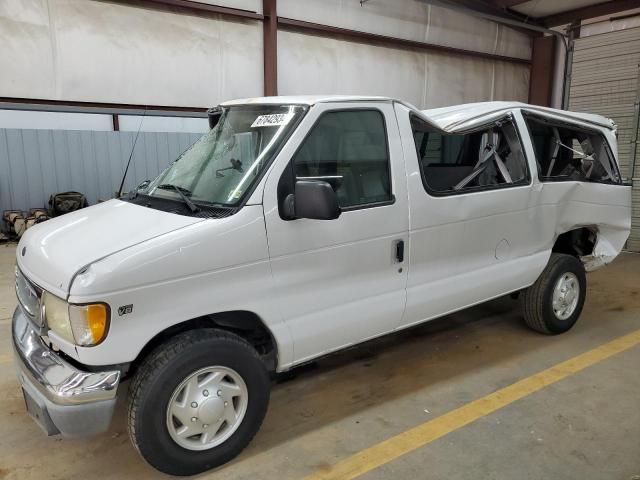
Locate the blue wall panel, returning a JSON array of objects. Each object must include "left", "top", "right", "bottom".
[{"left": 0, "top": 129, "right": 201, "bottom": 216}]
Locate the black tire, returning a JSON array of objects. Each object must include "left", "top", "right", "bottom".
[
  {"left": 127, "top": 328, "right": 270, "bottom": 476},
  {"left": 522, "top": 253, "right": 586, "bottom": 334}
]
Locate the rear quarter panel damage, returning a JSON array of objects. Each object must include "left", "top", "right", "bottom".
[{"left": 542, "top": 181, "right": 631, "bottom": 271}]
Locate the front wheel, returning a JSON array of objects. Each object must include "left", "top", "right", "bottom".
[
  {"left": 127, "top": 329, "right": 270, "bottom": 476},
  {"left": 522, "top": 253, "right": 586, "bottom": 334}
]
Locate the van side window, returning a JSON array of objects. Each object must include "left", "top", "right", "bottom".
[
  {"left": 523, "top": 114, "right": 621, "bottom": 184},
  {"left": 410, "top": 115, "right": 529, "bottom": 194},
  {"left": 293, "top": 110, "right": 392, "bottom": 208}
]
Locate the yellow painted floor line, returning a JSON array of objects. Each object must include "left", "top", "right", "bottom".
[{"left": 305, "top": 329, "right": 640, "bottom": 480}]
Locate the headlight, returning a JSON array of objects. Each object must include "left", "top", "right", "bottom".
[
  {"left": 43, "top": 291, "right": 109, "bottom": 346},
  {"left": 43, "top": 292, "right": 74, "bottom": 343}
]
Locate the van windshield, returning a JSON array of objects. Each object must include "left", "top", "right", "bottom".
[{"left": 143, "top": 104, "right": 306, "bottom": 206}]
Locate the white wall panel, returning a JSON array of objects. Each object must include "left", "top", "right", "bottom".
[
  {"left": 0, "top": 0, "right": 532, "bottom": 112},
  {"left": 278, "top": 0, "right": 531, "bottom": 60},
  {"left": 278, "top": 30, "right": 529, "bottom": 109},
  {"left": 426, "top": 5, "right": 496, "bottom": 56},
  {"left": 493, "top": 61, "right": 531, "bottom": 103},
  {"left": 279, "top": 0, "right": 429, "bottom": 43},
  {"left": 0, "top": 110, "right": 113, "bottom": 131},
  {"left": 278, "top": 31, "right": 425, "bottom": 106},
  {"left": 0, "top": 0, "right": 263, "bottom": 108},
  {"left": 0, "top": 0, "right": 56, "bottom": 100},
  {"left": 496, "top": 22, "right": 534, "bottom": 59},
  {"left": 118, "top": 115, "right": 209, "bottom": 133},
  {"left": 193, "top": 0, "right": 262, "bottom": 14},
  {"left": 424, "top": 54, "right": 494, "bottom": 107}
]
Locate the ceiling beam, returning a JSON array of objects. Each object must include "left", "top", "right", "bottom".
[
  {"left": 436, "top": 0, "right": 545, "bottom": 28},
  {"left": 489, "top": 0, "right": 531, "bottom": 8},
  {"left": 543, "top": 0, "right": 640, "bottom": 27},
  {"left": 110, "top": 0, "right": 264, "bottom": 20},
  {"left": 0, "top": 97, "right": 208, "bottom": 116},
  {"left": 278, "top": 17, "right": 531, "bottom": 64}
]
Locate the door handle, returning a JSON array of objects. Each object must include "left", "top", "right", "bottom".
[{"left": 395, "top": 239, "right": 405, "bottom": 263}]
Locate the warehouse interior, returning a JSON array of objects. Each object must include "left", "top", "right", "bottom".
[{"left": 1, "top": 0, "right": 639, "bottom": 479}]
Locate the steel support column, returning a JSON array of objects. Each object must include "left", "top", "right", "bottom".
[
  {"left": 263, "top": 0, "right": 278, "bottom": 96},
  {"left": 528, "top": 35, "right": 557, "bottom": 107}
]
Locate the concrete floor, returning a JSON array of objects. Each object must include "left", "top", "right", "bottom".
[{"left": 0, "top": 242, "right": 638, "bottom": 479}]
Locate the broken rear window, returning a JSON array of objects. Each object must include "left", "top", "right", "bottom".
[
  {"left": 410, "top": 115, "right": 529, "bottom": 195},
  {"left": 523, "top": 114, "right": 621, "bottom": 184}
]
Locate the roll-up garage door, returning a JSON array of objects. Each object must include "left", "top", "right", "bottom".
[{"left": 569, "top": 26, "right": 640, "bottom": 252}]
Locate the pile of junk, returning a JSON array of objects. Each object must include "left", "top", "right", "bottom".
[{"left": 1, "top": 191, "right": 88, "bottom": 242}]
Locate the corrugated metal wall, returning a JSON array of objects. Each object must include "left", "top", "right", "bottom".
[
  {"left": 0, "top": 129, "right": 201, "bottom": 216},
  {"left": 569, "top": 26, "right": 640, "bottom": 251}
]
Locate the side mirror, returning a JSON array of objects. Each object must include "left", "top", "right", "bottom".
[
  {"left": 207, "top": 107, "right": 223, "bottom": 129},
  {"left": 137, "top": 179, "right": 151, "bottom": 190},
  {"left": 284, "top": 180, "right": 341, "bottom": 220}
]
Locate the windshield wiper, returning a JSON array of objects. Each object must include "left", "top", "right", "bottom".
[
  {"left": 157, "top": 184, "right": 200, "bottom": 213},
  {"left": 196, "top": 199, "right": 233, "bottom": 208}
]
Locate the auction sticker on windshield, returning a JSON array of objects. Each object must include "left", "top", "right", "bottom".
[{"left": 251, "top": 113, "right": 293, "bottom": 128}]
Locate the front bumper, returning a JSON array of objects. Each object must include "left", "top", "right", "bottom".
[{"left": 12, "top": 307, "right": 121, "bottom": 437}]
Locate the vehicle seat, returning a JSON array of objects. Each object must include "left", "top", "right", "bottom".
[
  {"left": 422, "top": 164, "right": 474, "bottom": 191},
  {"left": 338, "top": 132, "right": 390, "bottom": 205}
]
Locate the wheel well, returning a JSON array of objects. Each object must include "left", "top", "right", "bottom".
[
  {"left": 552, "top": 227, "right": 597, "bottom": 258},
  {"left": 127, "top": 311, "right": 278, "bottom": 378}
]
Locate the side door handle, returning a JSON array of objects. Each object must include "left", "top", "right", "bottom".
[{"left": 395, "top": 239, "right": 405, "bottom": 263}]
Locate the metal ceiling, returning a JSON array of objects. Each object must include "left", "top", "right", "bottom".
[
  {"left": 446, "top": 0, "right": 640, "bottom": 27},
  {"left": 510, "top": 0, "right": 606, "bottom": 19}
]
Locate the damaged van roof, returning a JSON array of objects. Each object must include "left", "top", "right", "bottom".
[
  {"left": 421, "top": 102, "right": 616, "bottom": 132},
  {"left": 221, "top": 95, "right": 394, "bottom": 106},
  {"left": 220, "top": 96, "right": 616, "bottom": 132}
]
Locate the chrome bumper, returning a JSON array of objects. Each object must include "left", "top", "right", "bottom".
[{"left": 12, "top": 307, "right": 121, "bottom": 436}]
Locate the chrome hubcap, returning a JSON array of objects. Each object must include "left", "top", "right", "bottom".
[
  {"left": 166, "top": 366, "right": 248, "bottom": 451},
  {"left": 552, "top": 272, "right": 580, "bottom": 320}
]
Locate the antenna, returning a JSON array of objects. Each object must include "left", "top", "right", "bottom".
[{"left": 117, "top": 108, "right": 147, "bottom": 197}]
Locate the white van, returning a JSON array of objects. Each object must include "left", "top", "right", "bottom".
[{"left": 12, "top": 96, "right": 631, "bottom": 475}]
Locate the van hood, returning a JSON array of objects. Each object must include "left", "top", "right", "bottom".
[{"left": 16, "top": 199, "right": 202, "bottom": 297}]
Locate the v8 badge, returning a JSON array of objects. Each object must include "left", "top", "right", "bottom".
[{"left": 118, "top": 304, "right": 133, "bottom": 316}]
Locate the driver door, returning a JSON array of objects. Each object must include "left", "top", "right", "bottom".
[{"left": 262, "top": 102, "right": 409, "bottom": 366}]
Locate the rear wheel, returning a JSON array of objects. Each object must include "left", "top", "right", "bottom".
[
  {"left": 127, "top": 329, "right": 270, "bottom": 476},
  {"left": 522, "top": 253, "right": 586, "bottom": 334}
]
